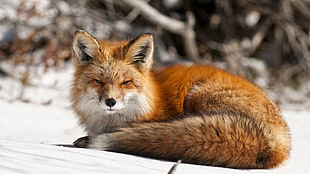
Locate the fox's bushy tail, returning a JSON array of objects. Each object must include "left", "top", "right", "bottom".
[{"left": 90, "top": 112, "right": 290, "bottom": 169}]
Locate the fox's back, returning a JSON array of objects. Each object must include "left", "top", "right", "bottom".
[{"left": 153, "top": 64, "right": 287, "bottom": 127}]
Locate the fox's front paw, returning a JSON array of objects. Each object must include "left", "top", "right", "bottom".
[{"left": 73, "top": 136, "right": 91, "bottom": 148}]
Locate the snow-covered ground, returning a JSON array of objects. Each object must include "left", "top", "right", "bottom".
[{"left": 0, "top": 65, "right": 309, "bottom": 174}]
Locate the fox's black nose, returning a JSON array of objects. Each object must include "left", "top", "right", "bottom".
[{"left": 105, "top": 98, "right": 116, "bottom": 107}]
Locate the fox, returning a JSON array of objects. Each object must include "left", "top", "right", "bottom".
[{"left": 70, "top": 30, "right": 290, "bottom": 169}]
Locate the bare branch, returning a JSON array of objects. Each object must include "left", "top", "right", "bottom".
[
  {"left": 118, "top": 0, "right": 201, "bottom": 62},
  {"left": 182, "top": 12, "right": 200, "bottom": 62},
  {"left": 284, "top": 23, "right": 310, "bottom": 76},
  {"left": 118, "top": 0, "right": 185, "bottom": 34},
  {"left": 291, "top": 0, "right": 310, "bottom": 20},
  {"left": 247, "top": 18, "right": 273, "bottom": 55}
]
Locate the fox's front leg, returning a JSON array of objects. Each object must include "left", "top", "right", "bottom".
[{"left": 73, "top": 136, "right": 91, "bottom": 148}]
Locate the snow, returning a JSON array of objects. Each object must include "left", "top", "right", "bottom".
[
  {"left": 0, "top": 100, "right": 84, "bottom": 144},
  {"left": 0, "top": 64, "right": 310, "bottom": 173}
]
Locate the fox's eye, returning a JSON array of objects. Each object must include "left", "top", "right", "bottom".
[
  {"left": 121, "top": 80, "right": 132, "bottom": 85},
  {"left": 94, "top": 79, "right": 104, "bottom": 84}
]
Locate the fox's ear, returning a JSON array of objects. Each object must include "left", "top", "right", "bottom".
[
  {"left": 126, "top": 33, "right": 154, "bottom": 71},
  {"left": 72, "top": 30, "right": 101, "bottom": 65}
]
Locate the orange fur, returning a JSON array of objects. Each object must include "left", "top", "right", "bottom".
[{"left": 71, "top": 30, "right": 290, "bottom": 169}]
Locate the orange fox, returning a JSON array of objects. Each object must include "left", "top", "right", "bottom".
[{"left": 70, "top": 30, "right": 290, "bottom": 169}]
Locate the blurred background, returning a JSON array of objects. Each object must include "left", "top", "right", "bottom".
[{"left": 0, "top": 0, "right": 309, "bottom": 107}]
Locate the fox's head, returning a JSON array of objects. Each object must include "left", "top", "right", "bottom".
[{"left": 71, "top": 30, "right": 155, "bottom": 130}]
